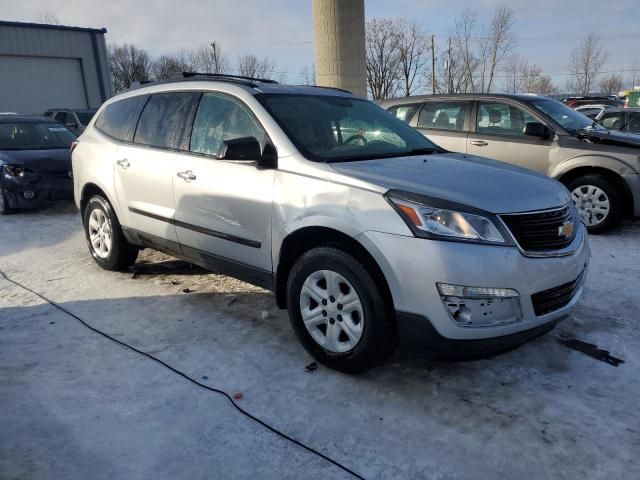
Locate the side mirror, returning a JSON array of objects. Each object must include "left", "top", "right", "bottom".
[
  {"left": 218, "top": 137, "right": 277, "bottom": 169},
  {"left": 523, "top": 122, "right": 550, "bottom": 139}
]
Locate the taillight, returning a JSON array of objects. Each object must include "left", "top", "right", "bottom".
[{"left": 70, "top": 140, "right": 79, "bottom": 154}]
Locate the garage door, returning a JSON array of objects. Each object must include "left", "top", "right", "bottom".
[{"left": 0, "top": 55, "right": 87, "bottom": 114}]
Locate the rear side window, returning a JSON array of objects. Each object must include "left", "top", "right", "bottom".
[
  {"left": 627, "top": 112, "right": 640, "bottom": 133},
  {"left": 599, "top": 112, "right": 623, "bottom": 130},
  {"left": 95, "top": 96, "right": 148, "bottom": 142},
  {"left": 134, "top": 92, "right": 200, "bottom": 150},
  {"left": 387, "top": 103, "right": 420, "bottom": 124},
  {"left": 418, "top": 101, "right": 470, "bottom": 131},
  {"left": 190, "top": 92, "right": 266, "bottom": 156}
]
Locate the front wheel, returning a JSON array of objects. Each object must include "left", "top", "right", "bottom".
[
  {"left": 286, "top": 247, "right": 396, "bottom": 373},
  {"left": 567, "top": 175, "right": 623, "bottom": 234},
  {"left": 83, "top": 195, "right": 138, "bottom": 270}
]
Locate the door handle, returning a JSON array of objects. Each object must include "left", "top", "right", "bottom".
[
  {"left": 470, "top": 140, "right": 488, "bottom": 147},
  {"left": 177, "top": 170, "right": 197, "bottom": 182},
  {"left": 116, "top": 158, "right": 130, "bottom": 169}
]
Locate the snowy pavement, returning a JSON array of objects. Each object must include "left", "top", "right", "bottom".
[{"left": 1, "top": 204, "right": 639, "bottom": 480}]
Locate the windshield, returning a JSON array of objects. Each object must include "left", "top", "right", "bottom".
[
  {"left": 0, "top": 123, "right": 76, "bottom": 150},
  {"left": 257, "top": 94, "right": 438, "bottom": 162},
  {"left": 76, "top": 111, "right": 96, "bottom": 125},
  {"left": 530, "top": 98, "right": 605, "bottom": 134}
]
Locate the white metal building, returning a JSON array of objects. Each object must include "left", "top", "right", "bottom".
[{"left": 0, "top": 20, "right": 111, "bottom": 114}]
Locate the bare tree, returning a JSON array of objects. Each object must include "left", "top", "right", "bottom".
[
  {"left": 567, "top": 32, "right": 608, "bottom": 95},
  {"left": 599, "top": 73, "right": 623, "bottom": 94},
  {"left": 480, "top": 6, "right": 516, "bottom": 92},
  {"left": 522, "top": 65, "right": 557, "bottom": 95},
  {"left": 365, "top": 18, "right": 402, "bottom": 100},
  {"left": 300, "top": 64, "right": 316, "bottom": 85},
  {"left": 452, "top": 10, "right": 479, "bottom": 93},
  {"left": 502, "top": 55, "right": 526, "bottom": 93},
  {"left": 108, "top": 43, "right": 152, "bottom": 92},
  {"left": 151, "top": 51, "right": 194, "bottom": 80},
  {"left": 238, "top": 54, "right": 277, "bottom": 79},
  {"left": 396, "top": 20, "right": 429, "bottom": 96},
  {"left": 37, "top": 12, "right": 62, "bottom": 25},
  {"left": 190, "top": 41, "right": 229, "bottom": 74}
]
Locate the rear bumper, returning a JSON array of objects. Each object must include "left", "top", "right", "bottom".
[
  {"left": 1, "top": 172, "right": 73, "bottom": 209},
  {"left": 622, "top": 173, "right": 640, "bottom": 216}
]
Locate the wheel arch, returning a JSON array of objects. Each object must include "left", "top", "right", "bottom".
[
  {"left": 79, "top": 182, "right": 120, "bottom": 221},
  {"left": 275, "top": 226, "right": 396, "bottom": 324},
  {"left": 557, "top": 166, "right": 634, "bottom": 217}
]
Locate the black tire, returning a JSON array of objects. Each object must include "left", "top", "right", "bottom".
[
  {"left": 286, "top": 246, "right": 396, "bottom": 373},
  {"left": 567, "top": 174, "right": 623, "bottom": 234},
  {"left": 0, "top": 186, "right": 14, "bottom": 215},
  {"left": 83, "top": 195, "right": 138, "bottom": 271}
]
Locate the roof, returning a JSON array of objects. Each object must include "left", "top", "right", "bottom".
[
  {"left": 0, "top": 20, "right": 107, "bottom": 34},
  {"left": 599, "top": 107, "right": 640, "bottom": 113},
  {"left": 44, "top": 108, "right": 98, "bottom": 113},
  {"left": 0, "top": 114, "right": 58, "bottom": 124}
]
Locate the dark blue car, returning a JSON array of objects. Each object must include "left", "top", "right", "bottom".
[{"left": 0, "top": 115, "right": 76, "bottom": 214}]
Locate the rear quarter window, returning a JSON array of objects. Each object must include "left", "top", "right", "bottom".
[
  {"left": 134, "top": 92, "right": 200, "bottom": 150},
  {"left": 95, "top": 95, "right": 148, "bottom": 142}
]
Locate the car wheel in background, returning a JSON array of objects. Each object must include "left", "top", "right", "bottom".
[
  {"left": 287, "top": 246, "right": 396, "bottom": 373},
  {"left": 568, "top": 175, "right": 623, "bottom": 234},
  {"left": 83, "top": 195, "right": 138, "bottom": 270}
]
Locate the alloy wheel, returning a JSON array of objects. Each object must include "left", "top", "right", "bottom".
[
  {"left": 88, "top": 208, "right": 113, "bottom": 259},
  {"left": 571, "top": 184, "right": 610, "bottom": 227},
  {"left": 299, "top": 269, "right": 364, "bottom": 353}
]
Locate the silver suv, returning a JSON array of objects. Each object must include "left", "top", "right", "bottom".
[
  {"left": 382, "top": 94, "right": 640, "bottom": 233},
  {"left": 73, "top": 75, "right": 590, "bottom": 372}
]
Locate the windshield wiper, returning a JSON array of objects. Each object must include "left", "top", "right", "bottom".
[{"left": 405, "top": 147, "right": 438, "bottom": 155}]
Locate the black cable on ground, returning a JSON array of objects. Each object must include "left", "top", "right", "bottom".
[{"left": 0, "top": 269, "right": 365, "bottom": 480}]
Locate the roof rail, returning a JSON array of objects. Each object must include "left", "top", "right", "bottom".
[
  {"left": 172, "top": 72, "right": 278, "bottom": 84},
  {"left": 299, "top": 85, "right": 352, "bottom": 95}
]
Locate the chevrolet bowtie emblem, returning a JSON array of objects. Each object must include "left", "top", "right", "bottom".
[{"left": 558, "top": 221, "right": 574, "bottom": 238}]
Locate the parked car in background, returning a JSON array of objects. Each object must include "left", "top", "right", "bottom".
[
  {"left": 574, "top": 104, "right": 615, "bottom": 119},
  {"left": 625, "top": 91, "right": 640, "bottom": 108},
  {"left": 44, "top": 108, "right": 97, "bottom": 135},
  {"left": 563, "top": 96, "right": 623, "bottom": 109},
  {"left": 73, "top": 74, "right": 589, "bottom": 372},
  {"left": 0, "top": 115, "right": 76, "bottom": 214},
  {"left": 381, "top": 94, "right": 640, "bottom": 233},
  {"left": 595, "top": 108, "right": 640, "bottom": 134}
]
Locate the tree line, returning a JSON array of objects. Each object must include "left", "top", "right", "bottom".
[
  {"left": 107, "top": 5, "right": 637, "bottom": 98},
  {"left": 365, "top": 6, "right": 635, "bottom": 99},
  {"left": 108, "top": 41, "right": 285, "bottom": 92}
]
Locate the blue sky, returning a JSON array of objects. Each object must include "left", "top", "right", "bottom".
[{"left": 4, "top": 0, "right": 639, "bottom": 90}]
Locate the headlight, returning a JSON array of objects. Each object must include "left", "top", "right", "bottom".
[
  {"left": 2, "top": 165, "right": 34, "bottom": 177},
  {"left": 386, "top": 191, "right": 508, "bottom": 244}
]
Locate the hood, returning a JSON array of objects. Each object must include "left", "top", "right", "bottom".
[
  {"left": 579, "top": 129, "right": 640, "bottom": 149},
  {"left": 0, "top": 148, "right": 71, "bottom": 173},
  {"left": 330, "top": 152, "right": 570, "bottom": 214}
]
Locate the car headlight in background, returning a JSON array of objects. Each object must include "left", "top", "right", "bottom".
[
  {"left": 2, "top": 165, "right": 35, "bottom": 178},
  {"left": 386, "top": 191, "right": 507, "bottom": 244}
]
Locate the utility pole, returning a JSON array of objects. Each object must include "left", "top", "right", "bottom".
[
  {"left": 431, "top": 34, "right": 436, "bottom": 94},
  {"left": 447, "top": 37, "right": 453, "bottom": 93}
]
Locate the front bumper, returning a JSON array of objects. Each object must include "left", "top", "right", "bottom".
[
  {"left": 357, "top": 223, "right": 590, "bottom": 348},
  {"left": 1, "top": 170, "right": 73, "bottom": 209}
]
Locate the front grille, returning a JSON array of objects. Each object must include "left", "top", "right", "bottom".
[
  {"left": 500, "top": 205, "right": 576, "bottom": 252},
  {"left": 531, "top": 270, "right": 585, "bottom": 316}
]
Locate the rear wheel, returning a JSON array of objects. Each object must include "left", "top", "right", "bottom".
[
  {"left": 83, "top": 195, "right": 138, "bottom": 270},
  {"left": 568, "top": 175, "right": 623, "bottom": 234},
  {"left": 287, "top": 247, "right": 396, "bottom": 373}
]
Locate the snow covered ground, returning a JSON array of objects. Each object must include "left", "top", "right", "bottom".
[{"left": 1, "top": 203, "right": 639, "bottom": 480}]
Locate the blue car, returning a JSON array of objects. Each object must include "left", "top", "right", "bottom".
[{"left": 0, "top": 115, "right": 76, "bottom": 214}]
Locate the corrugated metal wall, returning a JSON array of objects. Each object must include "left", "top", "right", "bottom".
[{"left": 0, "top": 22, "right": 111, "bottom": 114}]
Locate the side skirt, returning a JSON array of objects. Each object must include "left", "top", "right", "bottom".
[{"left": 122, "top": 227, "right": 274, "bottom": 291}]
